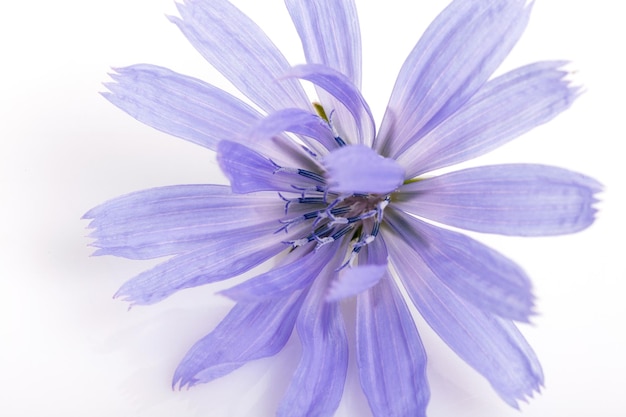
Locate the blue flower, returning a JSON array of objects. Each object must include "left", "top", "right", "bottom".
[{"left": 85, "top": 0, "right": 601, "bottom": 415}]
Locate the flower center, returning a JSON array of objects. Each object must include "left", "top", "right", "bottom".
[{"left": 277, "top": 176, "right": 390, "bottom": 267}]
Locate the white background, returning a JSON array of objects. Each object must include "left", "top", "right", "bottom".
[{"left": 1, "top": 1, "right": 624, "bottom": 416}]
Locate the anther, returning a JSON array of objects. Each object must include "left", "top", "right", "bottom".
[{"left": 297, "top": 169, "right": 326, "bottom": 183}]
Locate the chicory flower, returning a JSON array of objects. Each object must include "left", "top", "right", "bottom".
[{"left": 85, "top": 0, "right": 601, "bottom": 415}]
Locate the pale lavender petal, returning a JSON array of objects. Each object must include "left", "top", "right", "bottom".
[
  {"left": 363, "top": 234, "right": 389, "bottom": 266},
  {"left": 325, "top": 229, "right": 389, "bottom": 303},
  {"left": 285, "top": 0, "right": 361, "bottom": 87},
  {"left": 385, "top": 229, "right": 543, "bottom": 407},
  {"left": 284, "top": 0, "right": 363, "bottom": 144},
  {"left": 84, "top": 185, "right": 283, "bottom": 259},
  {"left": 217, "top": 141, "right": 322, "bottom": 194},
  {"left": 397, "top": 62, "right": 580, "bottom": 176},
  {"left": 375, "top": 0, "right": 531, "bottom": 158},
  {"left": 248, "top": 108, "right": 337, "bottom": 152},
  {"left": 173, "top": 290, "right": 306, "bottom": 388},
  {"left": 287, "top": 64, "right": 375, "bottom": 145},
  {"left": 322, "top": 145, "right": 404, "bottom": 194},
  {"left": 356, "top": 246, "right": 429, "bottom": 416},
  {"left": 386, "top": 209, "right": 534, "bottom": 322},
  {"left": 102, "top": 64, "right": 262, "bottom": 151},
  {"left": 114, "top": 231, "right": 290, "bottom": 305},
  {"left": 171, "top": 0, "right": 309, "bottom": 113},
  {"left": 396, "top": 164, "right": 602, "bottom": 236},
  {"left": 277, "top": 271, "right": 348, "bottom": 417},
  {"left": 221, "top": 244, "right": 335, "bottom": 301},
  {"left": 326, "top": 264, "right": 386, "bottom": 302}
]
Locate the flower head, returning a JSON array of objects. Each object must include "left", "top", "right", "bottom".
[{"left": 85, "top": 0, "right": 601, "bottom": 415}]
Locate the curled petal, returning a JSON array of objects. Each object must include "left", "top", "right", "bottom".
[
  {"left": 287, "top": 64, "right": 375, "bottom": 145},
  {"left": 326, "top": 264, "right": 386, "bottom": 302},
  {"left": 173, "top": 290, "right": 307, "bottom": 388},
  {"left": 396, "top": 164, "right": 602, "bottom": 236},
  {"left": 397, "top": 62, "right": 581, "bottom": 176},
  {"left": 322, "top": 145, "right": 404, "bottom": 194},
  {"left": 326, "top": 233, "right": 389, "bottom": 302},
  {"left": 249, "top": 108, "right": 337, "bottom": 152},
  {"left": 385, "top": 229, "right": 544, "bottom": 407},
  {"left": 376, "top": 0, "right": 531, "bottom": 158},
  {"left": 285, "top": 0, "right": 361, "bottom": 87},
  {"left": 84, "top": 185, "right": 283, "bottom": 259},
  {"left": 386, "top": 209, "right": 534, "bottom": 322},
  {"left": 285, "top": 0, "right": 363, "bottom": 144},
  {"left": 171, "top": 0, "right": 309, "bottom": 113}
]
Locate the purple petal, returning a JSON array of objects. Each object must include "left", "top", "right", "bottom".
[
  {"left": 375, "top": 0, "right": 531, "bottom": 158},
  {"left": 102, "top": 64, "right": 262, "bottom": 152},
  {"left": 249, "top": 108, "right": 337, "bottom": 153},
  {"left": 325, "top": 231, "right": 389, "bottom": 302},
  {"left": 173, "top": 290, "right": 306, "bottom": 388},
  {"left": 221, "top": 244, "right": 335, "bottom": 301},
  {"left": 287, "top": 64, "right": 375, "bottom": 145},
  {"left": 322, "top": 145, "right": 404, "bottom": 194},
  {"left": 326, "top": 264, "right": 386, "bottom": 302},
  {"left": 397, "top": 62, "right": 581, "bottom": 176},
  {"left": 84, "top": 185, "right": 284, "bottom": 259},
  {"left": 171, "top": 0, "right": 309, "bottom": 113},
  {"left": 217, "top": 141, "right": 322, "bottom": 194},
  {"left": 285, "top": 0, "right": 361, "bottom": 87},
  {"left": 386, "top": 209, "right": 534, "bottom": 322},
  {"left": 356, "top": 246, "right": 429, "bottom": 416},
  {"left": 285, "top": 0, "right": 363, "bottom": 145},
  {"left": 277, "top": 272, "right": 348, "bottom": 417},
  {"left": 385, "top": 228, "right": 543, "bottom": 407},
  {"left": 396, "top": 164, "right": 602, "bottom": 236},
  {"left": 114, "top": 231, "right": 289, "bottom": 305}
]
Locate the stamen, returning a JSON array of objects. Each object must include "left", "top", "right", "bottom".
[
  {"left": 299, "top": 197, "right": 326, "bottom": 205},
  {"left": 315, "top": 224, "right": 353, "bottom": 251},
  {"left": 331, "top": 206, "right": 351, "bottom": 216},
  {"left": 276, "top": 210, "right": 324, "bottom": 233},
  {"left": 271, "top": 160, "right": 326, "bottom": 184},
  {"left": 314, "top": 236, "right": 335, "bottom": 247},
  {"left": 291, "top": 184, "right": 327, "bottom": 198},
  {"left": 275, "top": 168, "right": 392, "bottom": 267},
  {"left": 270, "top": 159, "right": 283, "bottom": 173},
  {"left": 278, "top": 193, "right": 291, "bottom": 214},
  {"left": 297, "top": 169, "right": 326, "bottom": 183},
  {"left": 330, "top": 225, "right": 354, "bottom": 241},
  {"left": 313, "top": 102, "right": 329, "bottom": 122},
  {"left": 355, "top": 234, "right": 376, "bottom": 250},
  {"left": 376, "top": 197, "right": 390, "bottom": 222},
  {"left": 312, "top": 223, "right": 332, "bottom": 238},
  {"left": 285, "top": 238, "right": 309, "bottom": 248},
  {"left": 325, "top": 195, "right": 345, "bottom": 211},
  {"left": 330, "top": 217, "right": 349, "bottom": 226},
  {"left": 279, "top": 193, "right": 326, "bottom": 214},
  {"left": 371, "top": 221, "right": 380, "bottom": 238},
  {"left": 346, "top": 209, "right": 377, "bottom": 224}
]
